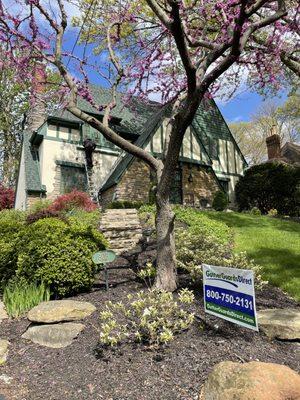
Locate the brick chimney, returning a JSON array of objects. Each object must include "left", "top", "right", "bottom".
[
  {"left": 27, "top": 62, "right": 47, "bottom": 132},
  {"left": 266, "top": 126, "right": 281, "bottom": 160}
]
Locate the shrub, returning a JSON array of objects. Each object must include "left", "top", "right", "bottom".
[
  {"left": 250, "top": 207, "right": 261, "bottom": 216},
  {"left": 268, "top": 208, "right": 278, "bottom": 217},
  {"left": 176, "top": 228, "right": 267, "bottom": 289},
  {"left": 236, "top": 162, "right": 300, "bottom": 216},
  {"left": 174, "top": 206, "right": 232, "bottom": 245},
  {"left": 0, "top": 184, "right": 15, "bottom": 210},
  {"left": 0, "top": 210, "right": 26, "bottom": 286},
  {"left": 16, "top": 217, "right": 106, "bottom": 297},
  {"left": 26, "top": 208, "right": 67, "bottom": 225},
  {"left": 99, "top": 289, "right": 194, "bottom": 347},
  {"left": 50, "top": 190, "right": 97, "bottom": 213},
  {"left": 28, "top": 199, "right": 53, "bottom": 213},
  {"left": 107, "top": 200, "right": 144, "bottom": 209},
  {"left": 3, "top": 277, "right": 50, "bottom": 318},
  {"left": 212, "top": 190, "right": 228, "bottom": 211}
]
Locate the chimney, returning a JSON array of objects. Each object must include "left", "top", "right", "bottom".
[
  {"left": 266, "top": 125, "right": 281, "bottom": 160},
  {"left": 27, "top": 61, "right": 47, "bottom": 132}
]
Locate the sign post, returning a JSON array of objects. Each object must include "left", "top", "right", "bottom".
[
  {"left": 202, "top": 264, "right": 258, "bottom": 331},
  {"left": 92, "top": 250, "right": 116, "bottom": 291}
]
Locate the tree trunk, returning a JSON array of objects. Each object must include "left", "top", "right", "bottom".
[{"left": 154, "top": 191, "right": 178, "bottom": 292}]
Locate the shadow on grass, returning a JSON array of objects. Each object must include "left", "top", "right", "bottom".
[
  {"left": 246, "top": 246, "right": 300, "bottom": 299},
  {"left": 204, "top": 212, "right": 300, "bottom": 234}
]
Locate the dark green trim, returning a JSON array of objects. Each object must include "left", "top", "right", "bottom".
[
  {"left": 160, "top": 125, "right": 164, "bottom": 152},
  {"left": 233, "top": 147, "right": 237, "bottom": 174},
  {"left": 215, "top": 171, "right": 243, "bottom": 177},
  {"left": 44, "top": 135, "right": 81, "bottom": 145},
  {"left": 76, "top": 145, "right": 120, "bottom": 156},
  {"left": 55, "top": 160, "right": 86, "bottom": 168},
  {"left": 190, "top": 129, "right": 193, "bottom": 160},
  {"left": 47, "top": 116, "right": 82, "bottom": 129},
  {"left": 210, "top": 98, "right": 248, "bottom": 168}
]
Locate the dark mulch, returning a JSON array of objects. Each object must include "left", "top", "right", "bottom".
[{"left": 1, "top": 268, "right": 299, "bottom": 400}]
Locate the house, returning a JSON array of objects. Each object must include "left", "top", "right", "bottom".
[
  {"left": 266, "top": 130, "right": 300, "bottom": 165},
  {"left": 15, "top": 85, "right": 247, "bottom": 210}
]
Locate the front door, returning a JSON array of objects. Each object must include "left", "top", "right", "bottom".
[{"left": 170, "top": 167, "right": 182, "bottom": 204}]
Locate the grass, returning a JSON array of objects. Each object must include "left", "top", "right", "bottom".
[
  {"left": 3, "top": 280, "right": 50, "bottom": 318},
  {"left": 205, "top": 212, "right": 300, "bottom": 301}
]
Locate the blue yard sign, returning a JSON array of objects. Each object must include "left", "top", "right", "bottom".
[{"left": 202, "top": 264, "right": 258, "bottom": 331}]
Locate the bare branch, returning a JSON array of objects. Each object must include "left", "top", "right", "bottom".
[{"left": 144, "top": 0, "right": 172, "bottom": 28}]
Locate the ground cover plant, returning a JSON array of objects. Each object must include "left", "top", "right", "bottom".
[
  {"left": 99, "top": 289, "right": 195, "bottom": 348},
  {"left": 205, "top": 211, "right": 300, "bottom": 300}
]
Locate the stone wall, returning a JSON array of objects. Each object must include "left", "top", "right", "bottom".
[
  {"left": 182, "top": 164, "right": 219, "bottom": 207},
  {"left": 102, "top": 159, "right": 150, "bottom": 207},
  {"left": 26, "top": 193, "right": 46, "bottom": 209}
]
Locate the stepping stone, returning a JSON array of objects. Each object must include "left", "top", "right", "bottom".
[
  {"left": 258, "top": 308, "right": 300, "bottom": 340},
  {"left": 0, "top": 302, "right": 8, "bottom": 321},
  {"left": 0, "top": 340, "right": 9, "bottom": 365},
  {"left": 22, "top": 323, "right": 85, "bottom": 348},
  {"left": 200, "top": 361, "right": 300, "bottom": 400},
  {"left": 27, "top": 300, "right": 96, "bottom": 323}
]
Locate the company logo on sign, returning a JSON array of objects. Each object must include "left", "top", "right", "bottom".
[{"left": 203, "top": 264, "right": 258, "bottom": 331}]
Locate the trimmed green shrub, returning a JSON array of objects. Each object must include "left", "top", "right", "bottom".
[
  {"left": 3, "top": 278, "right": 50, "bottom": 318},
  {"left": 99, "top": 289, "right": 195, "bottom": 347},
  {"left": 250, "top": 207, "right": 261, "bottom": 216},
  {"left": 0, "top": 210, "right": 26, "bottom": 286},
  {"left": 176, "top": 228, "right": 267, "bottom": 289},
  {"left": 16, "top": 217, "right": 107, "bottom": 297},
  {"left": 107, "top": 200, "right": 144, "bottom": 209},
  {"left": 212, "top": 190, "right": 229, "bottom": 211},
  {"left": 236, "top": 162, "right": 300, "bottom": 216}
]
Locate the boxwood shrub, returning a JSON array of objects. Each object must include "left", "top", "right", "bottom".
[
  {"left": 0, "top": 210, "right": 26, "bottom": 286},
  {"left": 15, "top": 216, "right": 107, "bottom": 297}
]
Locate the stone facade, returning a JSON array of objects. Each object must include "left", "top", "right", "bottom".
[
  {"left": 112, "top": 159, "right": 150, "bottom": 204},
  {"left": 182, "top": 164, "right": 219, "bottom": 207},
  {"left": 26, "top": 193, "right": 46, "bottom": 209},
  {"left": 100, "top": 160, "right": 220, "bottom": 209}
]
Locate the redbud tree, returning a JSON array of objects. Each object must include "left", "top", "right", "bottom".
[{"left": 0, "top": 0, "right": 298, "bottom": 291}]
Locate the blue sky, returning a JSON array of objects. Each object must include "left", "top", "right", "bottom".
[{"left": 217, "top": 90, "right": 287, "bottom": 123}]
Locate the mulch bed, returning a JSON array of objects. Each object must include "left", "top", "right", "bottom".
[{"left": 1, "top": 268, "right": 299, "bottom": 400}]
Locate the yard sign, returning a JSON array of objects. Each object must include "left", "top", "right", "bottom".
[{"left": 202, "top": 264, "right": 258, "bottom": 331}]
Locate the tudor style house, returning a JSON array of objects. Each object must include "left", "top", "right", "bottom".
[{"left": 15, "top": 85, "right": 247, "bottom": 210}]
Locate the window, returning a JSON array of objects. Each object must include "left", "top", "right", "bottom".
[
  {"left": 60, "top": 166, "right": 88, "bottom": 194},
  {"left": 47, "top": 124, "right": 81, "bottom": 143},
  {"left": 219, "top": 179, "right": 229, "bottom": 193}
]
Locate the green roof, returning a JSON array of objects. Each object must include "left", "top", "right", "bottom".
[{"left": 23, "top": 131, "right": 45, "bottom": 193}]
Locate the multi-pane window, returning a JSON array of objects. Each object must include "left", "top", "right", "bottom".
[
  {"left": 47, "top": 124, "right": 81, "bottom": 142},
  {"left": 60, "top": 166, "right": 88, "bottom": 194}
]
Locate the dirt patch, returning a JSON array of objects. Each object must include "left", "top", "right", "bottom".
[{"left": 0, "top": 270, "right": 299, "bottom": 400}]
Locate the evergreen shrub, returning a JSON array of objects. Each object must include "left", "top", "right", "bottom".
[
  {"left": 236, "top": 162, "right": 300, "bottom": 216},
  {"left": 212, "top": 190, "right": 229, "bottom": 211},
  {"left": 15, "top": 217, "right": 106, "bottom": 297},
  {"left": 0, "top": 210, "right": 25, "bottom": 286}
]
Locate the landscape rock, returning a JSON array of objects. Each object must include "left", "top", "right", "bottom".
[
  {"left": 0, "top": 340, "right": 9, "bottom": 365},
  {"left": 27, "top": 300, "right": 96, "bottom": 323},
  {"left": 0, "top": 302, "right": 8, "bottom": 321},
  {"left": 258, "top": 308, "right": 300, "bottom": 340},
  {"left": 199, "top": 361, "right": 300, "bottom": 400},
  {"left": 22, "top": 323, "right": 85, "bottom": 348}
]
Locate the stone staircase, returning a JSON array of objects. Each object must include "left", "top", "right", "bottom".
[{"left": 99, "top": 209, "right": 143, "bottom": 255}]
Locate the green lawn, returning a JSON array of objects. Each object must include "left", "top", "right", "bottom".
[{"left": 205, "top": 212, "right": 300, "bottom": 301}]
